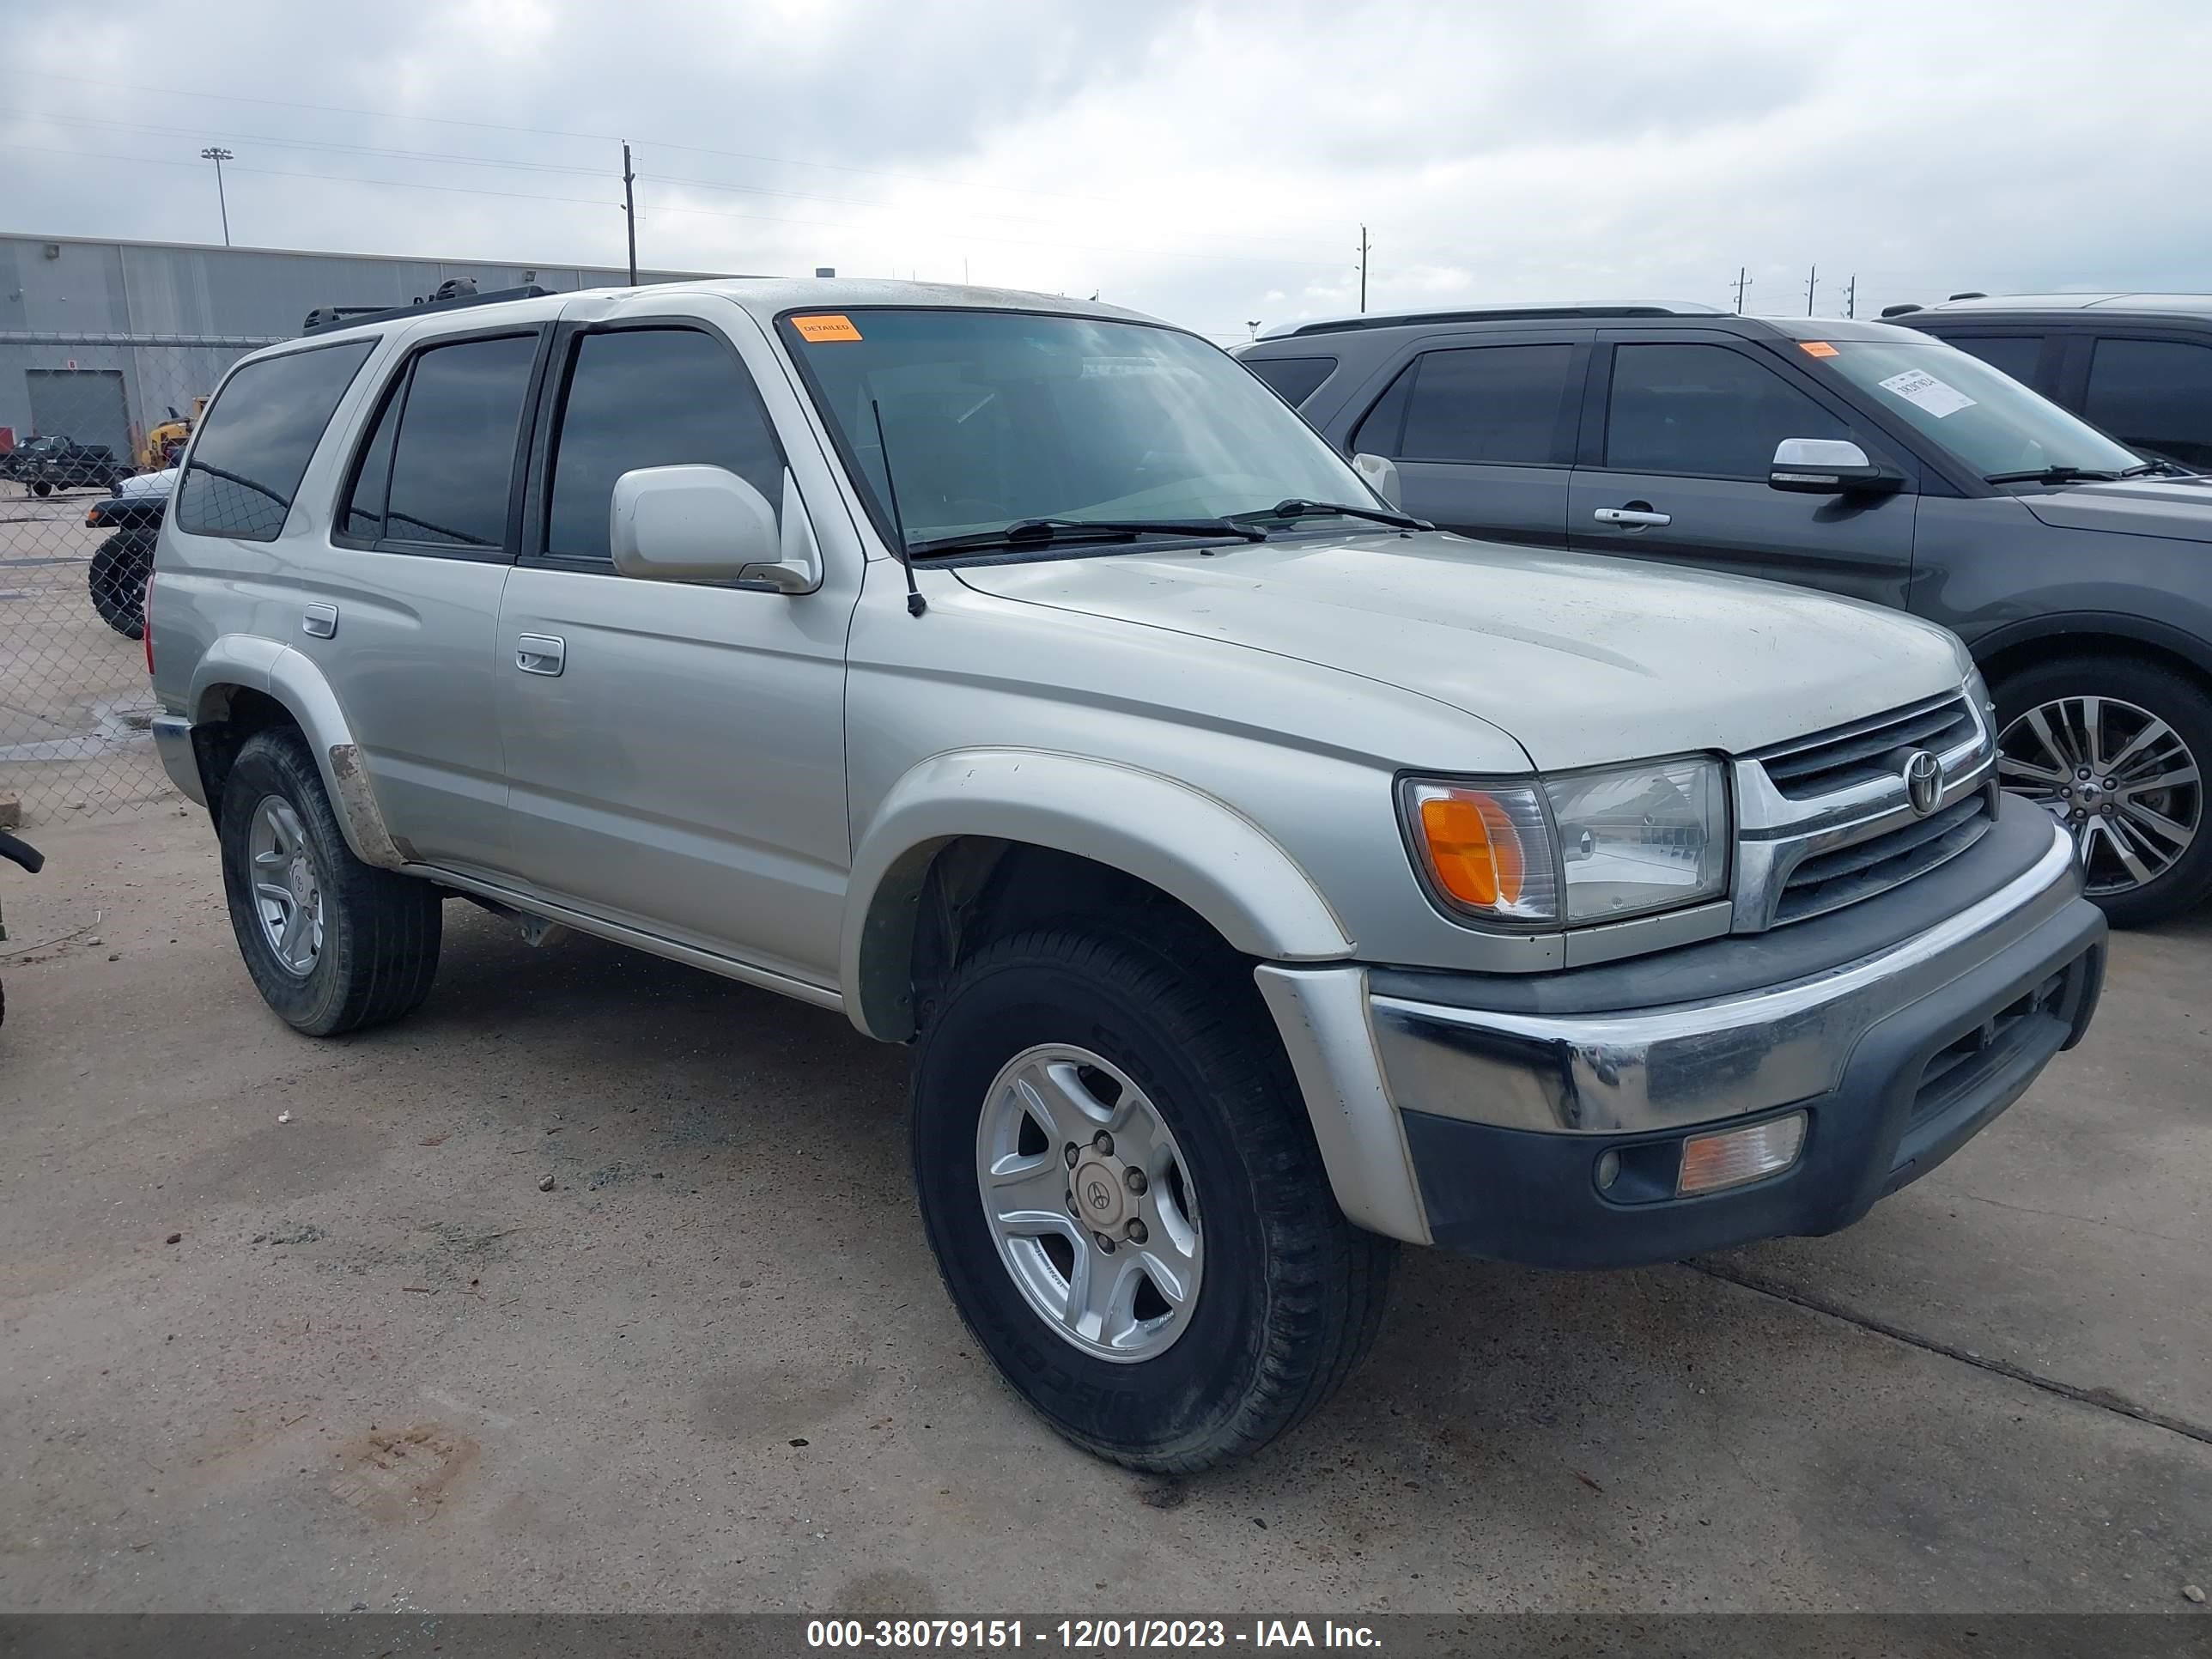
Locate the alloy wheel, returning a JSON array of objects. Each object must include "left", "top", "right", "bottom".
[
  {"left": 246, "top": 795, "right": 325, "bottom": 975},
  {"left": 974, "top": 1043, "right": 1203, "bottom": 1363},
  {"left": 1998, "top": 695, "right": 2202, "bottom": 896}
]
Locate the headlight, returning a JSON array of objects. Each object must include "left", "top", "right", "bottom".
[{"left": 1403, "top": 757, "right": 1729, "bottom": 927}]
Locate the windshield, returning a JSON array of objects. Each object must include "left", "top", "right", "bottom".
[
  {"left": 777, "top": 307, "right": 1377, "bottom": 549},
  {"left": 1814, "top": 338, "right": 2142, "bottom": 482}
]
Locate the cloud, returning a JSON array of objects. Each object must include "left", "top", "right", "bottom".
[{"left": 6, "top": 0, "right": 2209, "bottom": 340}]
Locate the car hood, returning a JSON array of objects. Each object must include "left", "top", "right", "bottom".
[
  {"left": 116, "top": 466, "right": 178, "bottom": 500},
  {"left": 2021, "top": 474, "right": 2212, "bottom": 541},
  {"left": 950, "top": 531, "right": 1966, "bottom": 771}
]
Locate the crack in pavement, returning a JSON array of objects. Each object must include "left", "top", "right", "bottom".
[{"left": 1686, "top": 1260, "right": 2212, "bottom": 1450}]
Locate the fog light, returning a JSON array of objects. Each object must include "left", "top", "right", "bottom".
[
  {"left": 1595, "top": 1150, "right": 1621, "bottom": 1191},
  {"left": 1677, "top": 1112, "right": 1807, "bottom": 1196}
]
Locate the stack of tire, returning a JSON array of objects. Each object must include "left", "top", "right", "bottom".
[{"left": 84, "top": 468, "right": 175, "bottom": 641}]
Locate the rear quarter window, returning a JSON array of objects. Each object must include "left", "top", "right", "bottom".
[
  {"left": 1243, "top": 355, "right": 1337, "bottom": 408},
  {"left": 174, "top": 340, "right": 375, "bottom": 542}
]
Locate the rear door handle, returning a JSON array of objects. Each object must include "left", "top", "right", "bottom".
[
  {"left": 1593, "top": 506, "right": 1672, "bottom": 528},
  {"left": 515, "top": 633, "right": 566, "bottom": 676}
]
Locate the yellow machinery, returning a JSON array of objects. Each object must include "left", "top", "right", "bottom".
[{"left": 139, "top": 397, "right": 206, "bottom": 471}]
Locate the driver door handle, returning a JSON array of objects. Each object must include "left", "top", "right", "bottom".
[
  {"left": 515, "top": 634, "right": 566, "bottom": 677},
  {"left": 1594, "top": 506, "right": 1672, "bottom": 528}
]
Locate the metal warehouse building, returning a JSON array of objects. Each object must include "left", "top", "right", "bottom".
[{"left": 1, "top": 233, "right": 729, "bottom": 468}]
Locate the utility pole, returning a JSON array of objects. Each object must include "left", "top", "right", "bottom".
[
  {"left": 1805, "top": 264, "right": 1819, "bottom": 316},
  {"left": 1843, "top": 273, "right": 1857, "bottom": 319},
  {"left": 1731, "top": 265, "right": 1752, "bottom": 313},
  {"left": 622, "top": 142, "right": 638, "bottom": 284},
  {"left": 1358, "top": 225, "right": 1370, "bottom": 313},
  {"left": 199, "top": 147, "right": 233, "bottom": 247}
]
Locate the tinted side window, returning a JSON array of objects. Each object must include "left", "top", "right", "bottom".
[
  {"left": 2084, "top": 337, "right": 2212, "bottom": 468},
  {"left": 1604, "top": 343, "right": 1846, "bottom": 479},
  {"left": 339, "top": 375, "right": 403, "bottom": 542},
  {"left": 1938, "top": 334, "right": 2045, "bottom": 386},
  {"left": 1399, "top": 344, "right": 1576, "bottom": 465},
  {"left": 1244, "top": 355, "right": 1336, "bottom": 408},
  {"left": 545, "top": 328, "right": 784, "bottom": 562},
  {"left": 381, "top": 334, "right": 538, "bottom": 548},
  {"left": 1350, "top": 361, "right": 1414, "bottom": 456},
  {"left": 174, "top": 340, "right": 374, "bottom": 541}
]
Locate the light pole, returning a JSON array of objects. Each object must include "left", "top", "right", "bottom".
[
  {"left": 199, "top": 147, "right": 234, "bottom": 246},
  {"left": 1246, "top": 319, "right": 1261, "bottom": 341}
]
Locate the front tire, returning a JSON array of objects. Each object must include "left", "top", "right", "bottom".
[
  {"left": 912, "top": 925, "right": 1394, "bottom": 1472},
  {"left": 1994, "top": 654, "right": 2212, "bottom": 927},
  {"left": 217, "top": 728, "right": 442, "bottom": 1035},
  {"left": 88, "top": 531, "right": 154, "bottom": 639}
]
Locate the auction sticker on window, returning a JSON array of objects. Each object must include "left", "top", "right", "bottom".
[
  {"left": 791, "top": 313, "right": 864, "bottom": 343},
  {"left": 1877, "top": 368, "right": 1976, "bottom": 417}
]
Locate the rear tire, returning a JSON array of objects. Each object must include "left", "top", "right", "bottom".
[
  {"left": 29, "top": 480, "right": 51, "bottom": 499},
  {"left": 911, "top": 923, "right": 1394, "bottom": 1472},
  {"left": 1993, "top": 653, "right": 2212, "bottom": 927},
  {"left": 217, "top": 728, "right": 441, "bottom": 1035},
  {"left": 88, "top": 532, "right": 154, "bottom": 640}
]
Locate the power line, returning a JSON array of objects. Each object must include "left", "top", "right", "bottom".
[
  {"left": 1, "top": 107, "right": 1331, "bottom": 251},
  {"left": 27, "top": 74, "right": 1160, "bottom": 210},
  {"left": 0, "top": 141, "right": 1345, "bottom": 271}
]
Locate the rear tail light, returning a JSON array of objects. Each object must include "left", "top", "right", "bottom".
[{"left": 143, "top": 571, "right": 155, "bottom": 675}]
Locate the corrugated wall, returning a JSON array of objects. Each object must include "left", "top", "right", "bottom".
[{"left": 0, "top": 234, "right": 736, "bottom": 447}]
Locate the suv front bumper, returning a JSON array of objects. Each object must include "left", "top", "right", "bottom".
[{"left": 1256, "top": 810, "right": 2104, "bottom": 1264}]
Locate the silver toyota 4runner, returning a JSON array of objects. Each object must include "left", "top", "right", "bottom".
[{"left": 149, "top": 280, "right": 2106, "bottom": 1471}]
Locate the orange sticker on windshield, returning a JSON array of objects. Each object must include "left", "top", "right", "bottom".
[
  {"left": 791, "top": 313, "right": 863, "bottom": 343},
  {"left": 1800, "top": 340, "right": 1839, "bottom": 358}
]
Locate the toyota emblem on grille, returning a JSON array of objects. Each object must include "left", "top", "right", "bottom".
[{"left": 1903, "top": 749, "right": 1943, "bottom": 817}]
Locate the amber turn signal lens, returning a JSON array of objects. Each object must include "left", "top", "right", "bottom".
[{"left": 1418, "top": 792, "right": 1526, "bottom": 908}]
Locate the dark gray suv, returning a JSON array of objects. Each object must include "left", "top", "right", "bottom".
[
  {"left": 1887, "top": 292, "right": 2212, "bottom": 471},
  {"left": 1240, "top": 304, "right": 2212, "bottom": 926}
]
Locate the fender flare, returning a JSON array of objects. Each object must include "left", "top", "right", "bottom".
[
  {"left": 841, "top": 749, "right": 1352, "bottom": 1041},
  {"left": 188, "top": 636, "right": 409, "bottom": 869}
]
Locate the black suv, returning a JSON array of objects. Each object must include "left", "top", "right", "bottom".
[
  {"left": 1238, "top": 303, "right": 2212, "bottom": 925},
  {"left": 1887, "top": 292, "right": 2212, "bottom": 471}
]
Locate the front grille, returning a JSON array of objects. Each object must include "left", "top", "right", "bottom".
[
  {"left": 1756, "top": 693, "right": 1978, "bottom": 800},
  {"left": 1735, "top": 689, "right": 1997, "bottom": 932},
  {"left": 1771, "top": 787, "right": 1995, "bottom": 926}
]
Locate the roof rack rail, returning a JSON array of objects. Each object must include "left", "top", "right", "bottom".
[
  {"left": 1272, "top": 301, "right": 1723, "bottom": 340},
  {"left": 301, "top": 280, "right": 555, "bottom": 336}
]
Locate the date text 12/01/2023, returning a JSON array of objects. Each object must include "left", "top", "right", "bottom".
[{"left": 805, "top": 1619, "right": 1383, "bottom": 1649}]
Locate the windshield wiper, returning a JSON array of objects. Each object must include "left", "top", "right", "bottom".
[
  {"left": 1233, "top": 497, "right": 1431, "bottom": 532},
  {"left": 1984, "top": 465, "right": 2125, "bottom": 485},
  {"left": 906, "top": 516, "right": 1267, "bottom": 558},
  {"left": 2120, "top": 459, "right": 2192, "bottom": 478}
]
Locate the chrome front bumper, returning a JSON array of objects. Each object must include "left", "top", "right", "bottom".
[
  {"left": 1259, "top": 817, "right": 2104, "bottom": 1250},
  {"left": 1369, "top": 817, "right": 2082, "bottom": 1139}
]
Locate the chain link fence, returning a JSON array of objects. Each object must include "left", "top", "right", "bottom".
[{"left": 0, "top": 331, "right": 285, "bottom": 826}]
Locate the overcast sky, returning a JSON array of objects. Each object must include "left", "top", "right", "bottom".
[{"left": 9, "top": 0, "right": 2209, "bottom": 340}]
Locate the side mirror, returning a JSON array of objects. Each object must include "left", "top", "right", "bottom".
[
  {"left": 1769, "top": 438, "right": 1900, "bottom": 495},
  {"left": 1352, "top": 452, "right": 1403, "bottom": 511},
  {"left": 610, "top": 465, "right": 822, "bottom": 592}
]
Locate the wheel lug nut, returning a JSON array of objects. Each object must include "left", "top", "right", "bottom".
[
  {"left": 1064, "top": 1144, "right": 1080, "bottom": 1168},
  {"left": 1125, "top": 1219, "right": 1147, "bottom": 1244},
  {"left": 1093, "top": 1233, "right": 1116, "bottom": 1254},
  {"left": 2077, "top": 768, "right": 2092, "bottom": 781},
  {"left": 1066, "top": 1191, "right": 1079, "bottom": 1216},
  {"left": 1124, "top": 1168, "right": 1148, "bottom": 1194},
  {"left": 1091, "top": 1131, "right": 1114, "bottom": 1156}
]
